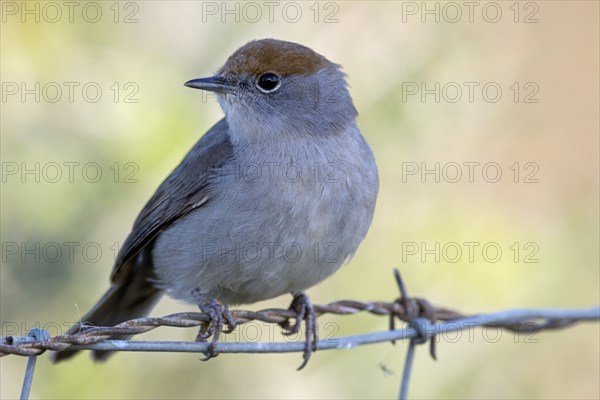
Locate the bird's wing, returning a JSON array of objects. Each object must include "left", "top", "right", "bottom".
[{"left": 110, "top": 118, "right": 233, "bottom": 283}]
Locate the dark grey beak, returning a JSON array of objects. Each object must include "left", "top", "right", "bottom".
[{"left": 184, "top": 76, "right": 235, "bottom": 93}]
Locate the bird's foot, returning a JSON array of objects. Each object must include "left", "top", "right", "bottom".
[
  {"left": 192, "top": 292, "right": 236, "bottom": 361},
  {"left": 280, "top": 292, "right": 318, "bottom": 370}
]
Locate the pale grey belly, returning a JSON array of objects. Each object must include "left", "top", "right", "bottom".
[
  {"left": 152, "top": 180, "right": 369, "bottom": 305},
  {"left": 152, "top": 130, "right": 378, "bottom": 305}
]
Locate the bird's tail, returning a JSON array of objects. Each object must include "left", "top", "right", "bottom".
[{"left": 51, "top": 260, "right": 162, "bottom": 363}]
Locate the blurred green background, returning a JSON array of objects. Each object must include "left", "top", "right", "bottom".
[{"left": 1, "top": 1, "right": 598, "bottom": 399}]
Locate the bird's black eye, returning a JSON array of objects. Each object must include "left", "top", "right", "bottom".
[{"left": 256, "top": 73, "right": 281, "bottom": 93}]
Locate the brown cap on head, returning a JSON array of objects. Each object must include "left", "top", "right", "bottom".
[{"left": 221, "top": 39, "right": 333, "bottom": 78}]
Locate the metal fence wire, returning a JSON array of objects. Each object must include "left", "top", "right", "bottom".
[{"left": 2, "top": 270, "right": 599, "bottom": 400}]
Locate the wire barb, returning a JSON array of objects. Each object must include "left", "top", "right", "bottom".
[
  {"left": 392, "top": 269, "right": 438, "bottom": 399},
  {"left": 19, "top": 328, "right": 49, "bottom": 400}
]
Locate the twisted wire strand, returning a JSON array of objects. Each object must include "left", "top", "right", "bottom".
[{"left": 2, "top": 299, "right": 598, "bottom": 357}]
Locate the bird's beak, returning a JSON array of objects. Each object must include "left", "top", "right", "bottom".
[{"left": 184, "top": 76, "right": 236, "bottom": 93}]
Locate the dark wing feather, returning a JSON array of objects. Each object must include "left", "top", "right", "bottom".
[{"left": 111, "top": 118, "right": 232, "bottom": 283}]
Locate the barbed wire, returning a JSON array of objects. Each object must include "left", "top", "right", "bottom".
[
  {"left": 2, "top": 270, "right": 599, "bottom": 400},
  {"left": 4, "top": 302, "right": 597, "bottom": 357}
]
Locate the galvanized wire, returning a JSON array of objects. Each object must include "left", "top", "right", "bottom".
[
  {"left": 2, "top": 270, "right": 599, "bottom": 400},
  {"left": 2, "top": 303, "right": 598, "bottom": 357}
]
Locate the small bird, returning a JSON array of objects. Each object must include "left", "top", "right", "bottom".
[{"left": 51, "top": 39, "right": 379, "bottom": 368}]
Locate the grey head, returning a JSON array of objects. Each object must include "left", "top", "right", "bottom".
[{"left": 185, "top": 39, "right": 358, "bottom": 144}]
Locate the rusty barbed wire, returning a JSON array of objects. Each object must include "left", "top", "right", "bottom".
[
  {"left": 2, "top": 269, "right": 599, "bottom": 400},
  {"left": 2, "top": 288, "right": 598, "bottom": 357}
]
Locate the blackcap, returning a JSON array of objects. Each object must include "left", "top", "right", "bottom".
[{"left": 51, "top": 39, "right": 379, "bottom": 368}]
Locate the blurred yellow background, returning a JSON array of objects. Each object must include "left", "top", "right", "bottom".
[{"left": 1, "top": 1, "right": 598, "bottom": 399}]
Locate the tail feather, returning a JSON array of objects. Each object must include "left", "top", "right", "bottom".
[{"left": 52, "top": 257, "right": 162, "bottom": 363}]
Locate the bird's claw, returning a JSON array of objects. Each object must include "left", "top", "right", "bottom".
[
  {"left": 193, "top": 295, "right": 237, "bottom": 361},
  {"left": 280, "top": 292, "right": 318, "bottom": 370}
]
